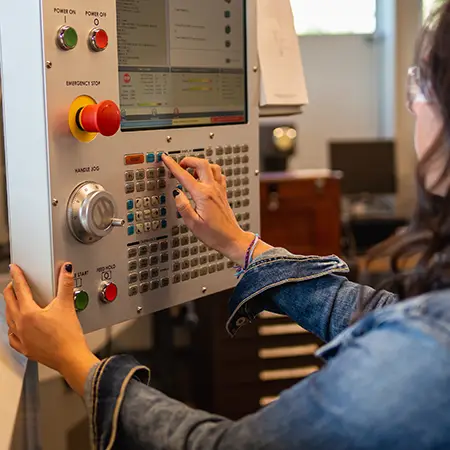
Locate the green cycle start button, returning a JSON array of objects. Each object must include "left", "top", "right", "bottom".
[{"left": 74, "top": 290, "right": 89, "bottom": 312}]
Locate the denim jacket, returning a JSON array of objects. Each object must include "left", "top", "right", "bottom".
[{"left": 84, "top": 249, "right": 450, "bottom": 449}]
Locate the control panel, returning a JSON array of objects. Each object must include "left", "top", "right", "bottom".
[{"left": 1, "top": 0, "right": 259, "bottom": 333}]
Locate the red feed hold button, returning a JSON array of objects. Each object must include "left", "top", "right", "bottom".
[
  {"left": 101, "top": 282, "right": 118, "bottom": 303},
  {"left": 89, "top": 28, "right": 109, "bottom": 52},
  {"left": 78, "top": 100, "right": 121, "bottom": 137}
]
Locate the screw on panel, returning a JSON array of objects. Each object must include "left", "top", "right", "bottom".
[
  {"left": 202, "top": 287, "right": 207, "bottom": 294},
  {"left": 209, "top": 133, "right": 215, "bottom": 139},
  {"left": 137, "top": 306, "right": 143, "bottom": 314},
  {"left": 52, "top": 199, "right": 58, "bottom": 206},
  {"left": 254, "top": 170, "right": 260, "bottom": 176},
  {"left": 253, "top": 66, "right": 258, "bottom": 72},
  {"left": 46, "top": 61, "right": 52, "bottom": 69},
  {"left": 166, "top": 136, "right": 172, "bottom": 143}
]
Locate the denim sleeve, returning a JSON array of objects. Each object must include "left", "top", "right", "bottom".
[
  {"left": 84, "top": 317, "right": 450, "bottom": 450},
  {"left": 227, "top": 248, "right": 398, "bottom": 342}
]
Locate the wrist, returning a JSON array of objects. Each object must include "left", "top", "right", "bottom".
[{"left": 222, "top": 231, "right": 255, "bottom": 266}]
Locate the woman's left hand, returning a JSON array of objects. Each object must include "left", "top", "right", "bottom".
[{"left": 3, "top": 263, "right": 99, "bottom": 395}]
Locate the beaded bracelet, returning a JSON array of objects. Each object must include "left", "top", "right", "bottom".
[{"left": 235, "top": 234, "right": 260, "bottom": 278}]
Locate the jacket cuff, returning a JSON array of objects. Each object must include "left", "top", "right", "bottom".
[
  {"left": 226, "top": 248, "right": 349, "bottom": 336},
  {"left": 84, "top": 355, "right": 150, "bottom": 450}
]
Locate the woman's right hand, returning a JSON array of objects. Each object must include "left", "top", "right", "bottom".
[{"left": 162, "top": 154, "right": 258, "bottom": 266}]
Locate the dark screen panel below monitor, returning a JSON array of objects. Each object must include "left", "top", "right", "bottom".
[{"left": 329, "top": 140, "right": 396, "bottom": 195}]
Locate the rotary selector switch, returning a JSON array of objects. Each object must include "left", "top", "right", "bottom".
[{"left": 67, "top": 182, "right": 124, "bottom": 244}]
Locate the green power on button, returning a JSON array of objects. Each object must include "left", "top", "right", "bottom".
[{"left": 57, "top": 25, "right": 78, "bottom": 50}]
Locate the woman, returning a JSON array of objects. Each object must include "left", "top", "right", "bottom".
[{"left": 5, "top": 4, "right": 450, "bottom": 450}]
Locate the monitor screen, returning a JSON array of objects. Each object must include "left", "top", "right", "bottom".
[
  {"left": 116, "top": 0, "right": 247, "bottom": 131},
  {"left": 329, "top": 141, "right": 397, "bottom": 195}
]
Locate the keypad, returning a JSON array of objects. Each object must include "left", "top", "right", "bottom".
[{"left": 126, "top": 143, "right": 251, "bottom": 295}]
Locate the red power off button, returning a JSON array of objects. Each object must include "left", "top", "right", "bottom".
[{"left": 89, "top": 28, "right": 108, "bottom": 52}]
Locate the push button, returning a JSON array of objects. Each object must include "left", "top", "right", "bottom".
[
  {"left": 57, "top": 25, "right": 78, "bottom": 50},
  {"left": 88, "top": 28, "right": 109, "bottom": 52},
  {"left": 74, "top": 290, "right": 89, "bottom": 312},
  {"left": 126, "top": 199, "right": 134, "bottom": 210},
  {"left": 78, "top": 100, "right": 121, "bottom": 137},
  {"left": 100, "top": 282, "right": 118, "bottom": 303}
]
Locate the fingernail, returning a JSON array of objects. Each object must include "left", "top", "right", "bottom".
[
  {"left": 163, "top": 152, "right": 169, "bottom": 156},
  {"left": 8, "top": 264, "right": 11, "bottom": 271},
  {"left": 65, "top": 264, "right": 73, "bottom": 274},
  {"left": 173, "top": 190, "right": 180, "bottom": 198}
]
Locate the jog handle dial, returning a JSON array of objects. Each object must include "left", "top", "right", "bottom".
[{"left": 67, "top": 182, "right": 124, "bottom": 244}]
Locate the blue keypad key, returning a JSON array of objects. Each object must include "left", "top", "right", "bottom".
[
  {"left": 127, "top": 199, "right": 134, "bottom": 210},
  {"left": 177, "top": 184, "right": 183, "bottom": 191},
  {"left": 161, "top": 219, "right": 168, "bottom": 229},
  {"left": 127, "top": 213, "right": 134, "bottom": 223},
  {"left": 146, "top": 153, "right": 155, "bottom": 163},
  {"left": 157, "top": 152, "right": 163, "bottom": 162},
  {"left": 160, "top": 207, "right": 167, "bottom": 217},
  {"left": 127, "top": 225, "right": 135, "bottom": 236},
  {"left": 160, "top": 194, "right": 166, "bottom": 205}
]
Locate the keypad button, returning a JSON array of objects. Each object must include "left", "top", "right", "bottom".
[
  {"left": 125, "top": 171, "right": 134, "bottom": 182},
  {"left": 216, "top": 146, "right": 224, "bottom": 155},
  {"left": 181, "top": 248, "right": 190, "bottom": 258},
  {"left": 136, "top": 181, "right": 146, "bottom": 192},
  {"left": 243, "top": 212, "right": 250, "bottom": 220},
  {"left": 243, "top": 188, "right": 250, "bottom": 196},
  {"left": 200, "top": 267, "right": 208, "bottom": 276},
  {"left": 234, "top": 200, "right": 242, "bottom": 208},
  {"left": 234, "top": 167, "right": 241, "bottom": 176},
  {"left": 181, "top": 225, "right": 189, "bottom": 234},
  {"left": 135, "top": 211, "right": 144, "bottom": 222},
  {"left": 160, "top": 207, "right": 167, "bottom": 217},
  {"left": 242, "top": 144, "right": 249, "bottom": 153},
  {"left": 157, "top": 179, "right": 167, "bottom": 189},
  {"left": 136, "top": 223, "right": 144, "bottom": 234},
  {"left": 182, "top": 260, "right": 190, "bottom": 270},
  {"left": 160, "top": 278, "right": 169, "bottom": 288},
  {"left": 181, "top": 236, "right": 189, "bottom": 246},
  {"left": 129, "top": 285, "right": 138, "bottom": 297},
  {"left": 140, "top": 282, "right": 150, "bottom": 294},
  {"left": 149, "top": 243, "right": 158, "bottom": 253},
  {"left": 127, "top": 199, "right": 134, "bottom": 210},
  {"left": 151, "top": 196, "right": 160, "bottom": 207},
  {"left": 125, "top": 183, "right": 135, "bottom": 194},
  {"left": 157, "top": 152, "right": 164, "bottom": 162},
  {"left": 127, "top": 212, "right": 134, "bottom": 223},
  {"left": 234, "top": 156, "right": 241, "bottom": 165},
  {"left": 200, "top": 255, "right": 208, "bottom": 265},
  {"left": 128, "top": 273, "right": 138, "bottom": 284},
  {"left": 149, "top": 255, "right": 159, "bottom": 266},
  {"left": 206, "top": 147, "right": 214, "bottom": 157},
  {"left": 173, "top": 273, "right": 181, "bottom": 284},
  {"left": 172, "top": 226, "right": 180, "bottom": 236},
  {"left": 233, "top": 145, "right": 241, "bottom": 154},
  {"left": 227, "top": 260, "right": 234, "bottom": 269},
  {"left": 128, "top": 247, "right": 138, "bottom": 259},
  {"left": 160, "top": 253, "right": 169, "bottom": 263},
  {"left": 234, "top": 178, "right": 242, "bottom": 187},
  {"left": 172, "top": 237, "right": 180, "bottom": 248},
  {"left": 135, "top": 198, "right": 143, "bottom": 209},
  {"left": 217, "top": 253, "right": 224, "bottom": 260},
  {"left": 139, "top": 258, "right": 149, "bottom": 269},
  {"left": 146, "top": 153, "right": 156, "bottom": 163},
  {"left": 150, "top": 268, "right": 159, "bottom": 278},
  {"left": 152, "top": 221, "right": 160, "bottom": 231},
  {"left": 152, "top": 208, "right": 160, "bottom": 219},
  {"left": 136, "top": 169, "right": 145, "bottom": 181},
  {"left": 225, "top": 168, "right": 233, "bottom": 177},
  {"left": 242, "top": 167, "right": 249, "bottom": 175},
  {"left": 160, "top": 241, "right": 169, "bottom": 251},
  {"left": 243, "top": 223, "right": 250, "bottom": 231},
  {"left": 191, "top": 258, "right": 199, "bottom": 267},
  {"left": 225, "top": 158, "right": 233, "bottom": 166},
  {"left": 209, "top": 253, "right": 217, "bottom": 263},
  {"left": 173, "top": 250, "right": 181, "bottom": 260},
  {"left": 161, "top": 219, "right": 168, "bottom": 229},
  {"left": 225, "top": 145, "right": 232, "bottom": 154},
  {"left": 182, "top": 272, "right": 190, "bottom": 282},
  {"left": 242, "top": 155, "right": 249, "bottom": 164},
  {"left": 144, "top": 209, "right": 152, "bottom": 220},
  {"left": 173, "top": 261, "right": 181, "bottom": 271},
  {"left": 139, "top": 245, "right": 148, "bottom": 256},
  {"left": 236, "top": 213, "right": 243, "bottom": 222},
  {"left": 190, "top": 247, "right": 198, "bottom": 256},
  {"left": 191, "top": 269, "right": 199, "bottom": 279},
  {"left": 243, "top": 199, "right": 250, "bottom": 207},
  {"left": 147, "top": 180, "right": 156, "bottom": 191},
  {"left": 190, "top": 235, "right": 198, "bottom": 244},
  {"left": 160, "top": 194, "right": 167, "bottom": 205},
  {"left": 217, "top": 158, "right": 224, "bottom": 166},
  {"left": 140, "top": 270, "right": 149, "bottom": 282},
  {"left": 157, "top": 167, "right": 166, "bottom": 178},
  {"left": 217, "top": 262, "right": 225, "bottom": 271},
  {"left": 199, "top": 244, "right": 207, "bottom": 253},
  {"left": 226, "top": 179, "right": 233, "bottom": 188},
  {"left": 143, "top": 197, "right": 151, "bottom": 208},
  {"left": 128, "top": 225, "right": 135, "bottom": 236},
  {"left": 227, "top": 191, "right": 233, "bottom": 199},
  {"left": 235, "top": 189, "right": 242, "bottom": 198},
  {"left": 242, "top": 177, "right": 249, "bottom": 186},
  {"left": 209, "top": 265, "right": 217, "bottom": 274},
  {"left": 151, "top": 280, "right": 159, "bottom": 290}
]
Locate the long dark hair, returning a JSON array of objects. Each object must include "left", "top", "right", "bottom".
[{"left": 354, "top": 1, "right": 450, "bottom": 319}]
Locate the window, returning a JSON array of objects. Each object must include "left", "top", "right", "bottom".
[{"left": 289, "top": 0, "right": 377, "bottom": 35}]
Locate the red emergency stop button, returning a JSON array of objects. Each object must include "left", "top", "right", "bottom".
[
  {"left": 77, "top": 100, "right": 121, "bottom": 137},
  {"left": 100, "top": 282, "right": 118, "bottom": 303},
  {"left": 89, "top": 28, "right": 109, "bottom": 52}
]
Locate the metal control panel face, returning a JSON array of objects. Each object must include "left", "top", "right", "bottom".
[{"left": 3, "top": 0, "right": 260, "bottom": 333}]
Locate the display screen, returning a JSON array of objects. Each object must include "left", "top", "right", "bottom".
[{"left": 116, "top": 0, "right": 247, "bottom": 131}]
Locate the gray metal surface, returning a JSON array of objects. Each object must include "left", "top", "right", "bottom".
[{"left": 1, "top": 0, "right": 259, "bottom": 333}]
